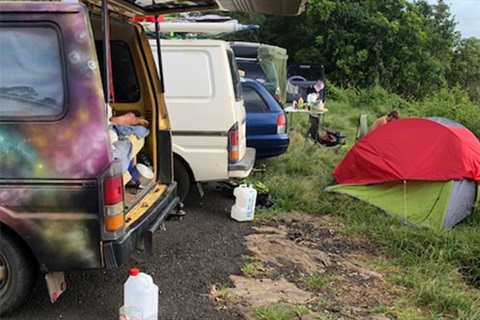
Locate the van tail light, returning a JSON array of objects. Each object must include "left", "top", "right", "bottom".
[
  {"left": 277, "top": 114, "right": 287, "bottom": 134},
  {"left": 228, "top": 123, "right": 239, "bottom": 163},
  {"left": 104, "top": 176, "right": 123, "bottom": 205},
  {"left": 103, "top": 175, "right": 125, "bottom": 233}
]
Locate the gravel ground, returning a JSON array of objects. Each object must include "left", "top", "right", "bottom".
[{"left": 4, "top": 184, "right": 250, "bottom": 320}]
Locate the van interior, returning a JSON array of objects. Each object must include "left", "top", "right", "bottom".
[{"left": 90, "top": 14, "right": 159, "bottom": 207}]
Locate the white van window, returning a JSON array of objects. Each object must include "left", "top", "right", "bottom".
[
  {"left": 0, "top": 25, "right": 64, "bottom": 119},
  {"left": 227, "top": 50, "right": 243, "bottom": 101}
]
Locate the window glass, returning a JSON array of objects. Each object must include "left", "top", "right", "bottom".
[
  {"left": 287, "top": 65, "right": 325, "bottom": 81},
  {"left": 0, "top": 26, "right": 64, "bottom": 119},
  {"left": 242, "top": 85, "right": 268, "bottom": 112},
  {"left": 95, "top": 41, "right": 140, "bottom": 102},
  {"left": 227, "top": 50, "right": 243, "bottom": 101},
  {"left": 237, "top": 61, "right": 266, "bottom": 81}
]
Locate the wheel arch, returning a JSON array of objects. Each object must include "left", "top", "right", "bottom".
[
  {"left": 173, "top": 152, "right": 196, "bottom": 185},
  {"left": 0, "top": 222, "right": 39, "bottom": 269}
]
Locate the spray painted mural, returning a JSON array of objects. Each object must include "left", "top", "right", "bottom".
[
  {"left": 0, "top": 2, "right": 111, "bottom": 179},
  {"left": 0, "top": 2, "right": 114, "bottom": 269}
]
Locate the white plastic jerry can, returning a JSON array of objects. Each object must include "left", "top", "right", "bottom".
[
  {"left": 231, "top": 184, "right": 257, "bottom": 222},
  {"left": 124, "top": 268, "right": 159, "bottom": 320}
]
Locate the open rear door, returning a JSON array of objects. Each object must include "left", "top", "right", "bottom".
[
  {"left": 218, "top": 0, "right": 307, "bottom": 15},
  {"left": 89, "top": 0, "right": 306, "bottom": 17}
]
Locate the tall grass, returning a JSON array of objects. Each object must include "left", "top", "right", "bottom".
[{"left": 255, "top": 85, "right": 480, "bottom": 319}]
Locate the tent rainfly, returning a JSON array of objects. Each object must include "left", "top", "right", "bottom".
[{"left": 326, "top": 117, "right": 480, "bottom": 230}]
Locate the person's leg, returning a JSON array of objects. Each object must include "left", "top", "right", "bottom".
[{"left": 112, "top": 137, "right": 133, "bottom": 173}]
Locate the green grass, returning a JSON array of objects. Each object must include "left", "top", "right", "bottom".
[
  {"left": 300, "top": 272, "right": 333, "bottom": 291},
  {"left": 241, "top": 255, "right": 264, "bottom": 276},
  {"left": 209, "top": 283, "right": 236, "bottom": 304},
  {"left": 370, "top": 305, "right": 391, "bottom": 314},
  {"left": 253, "top": 85, "right": 480, "bottom": 319},
  {"left": 253, "top": 303, "right": 310, "bottom": 320}
]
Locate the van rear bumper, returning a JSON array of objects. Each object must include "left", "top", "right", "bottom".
[
  {"left": 228, "top": 147, "right": 256, "bottom": 178},
  {"left": 103, "top": 182, "right": 179, "bottom": 269}
]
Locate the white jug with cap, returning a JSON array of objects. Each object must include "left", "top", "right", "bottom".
[
  {"left": 231, "top": 184, "right": 257, "bottom": 222},
  {"left": 124, "top": 268, "right": 158, "bottom": 320}
]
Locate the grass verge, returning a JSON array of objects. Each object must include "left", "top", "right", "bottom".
[{"left": 252, "top": 86, "right": 480, "bottom": 319}]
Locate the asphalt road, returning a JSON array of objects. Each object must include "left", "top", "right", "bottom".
[{"left": 4, "top": 184, "right": 250, "bottom": 320}]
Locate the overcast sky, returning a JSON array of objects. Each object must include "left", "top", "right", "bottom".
[{"left": 434, "top": 0, "right": 480, "bottom": 38}]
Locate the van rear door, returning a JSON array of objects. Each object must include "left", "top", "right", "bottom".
[{"left": 102, "top": 0, "right": 306, "bottom": 17}]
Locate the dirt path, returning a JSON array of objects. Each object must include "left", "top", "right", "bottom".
[{"left": 225, "top": 212, "right": 400, "bottom": 319}]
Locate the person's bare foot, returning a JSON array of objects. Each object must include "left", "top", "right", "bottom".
[
  {"left": 134, "top": 117, "right": 149, "bottom": 126},
  {"left": 111, "top": 112, "right": 149, "bottom": 126}
]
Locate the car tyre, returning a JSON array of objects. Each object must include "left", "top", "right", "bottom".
[
  {"left": 174, "top": 157, "right": 192, "bottom": 203},
  {"left": 0, "top": 231, "right": 37, "bottom": 316}
]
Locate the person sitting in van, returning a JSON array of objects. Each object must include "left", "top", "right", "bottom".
[
  {"left": 111, "top": 111, "right": 149, "bottom": 127},
  {"left": 108, "top": 107, "right": 150, "bottom": 173},
  {"left": 368, "top": 110, "right": 400, "bottom": 133}
]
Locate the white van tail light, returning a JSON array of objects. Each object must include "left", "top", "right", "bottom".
[
  {"left": 103, "top": 175, "right": 125, "bottom": 232},
  {"left": 228, "top": 123, "right": 239, "bottom": 163},
  {"left": 277, "top": 114, "right": 287, "bottom": 134}
]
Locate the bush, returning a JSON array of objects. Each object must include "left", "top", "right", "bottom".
[
  {"left": 413, "top": 87, "right": 480, "bottom": 136},
  {"left": 355, "top": 86, "right": 408, "bottom": 116}
]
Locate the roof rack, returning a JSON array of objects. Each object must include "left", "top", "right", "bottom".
[{"left": 134, "top": 16, "right": 259, "bottom": 39}]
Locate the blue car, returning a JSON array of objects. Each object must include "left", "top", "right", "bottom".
[{"left": 242, "top": 80, "right": 290, "bottom": 159}]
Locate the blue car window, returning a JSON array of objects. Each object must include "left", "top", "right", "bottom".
[{"left": 242, "top": 85, "right": 269, "bottom": 112}]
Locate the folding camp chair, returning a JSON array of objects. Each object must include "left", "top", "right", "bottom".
[
  {"left": 305, "top": 113, "right": 321, "bottom": 146},
  {"left": 305, "top": 114, "right": 345, "bottom": 147},
  {"left": 355, "top": 113, "right": 368, "bottom": 142}
]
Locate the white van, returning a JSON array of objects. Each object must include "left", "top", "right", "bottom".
[{"left": 150, "top": 39, "right": 256, "bottom": 201}]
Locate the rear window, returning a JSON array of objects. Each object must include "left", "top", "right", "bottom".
[
  {"left": 0, "top": 24, "right": 65, "bottom": 120},
  {"left": 237, "top": 60, "right": 267, "bottom": 81},
  {"left": 242, "top": 85, "right": 269, "bottom": 112},
  {"left": 95, "top": 41, "right": 140, "bottom": 103},
  {"left": 287, "top": 65, "right": 325, "bottom": 81}
]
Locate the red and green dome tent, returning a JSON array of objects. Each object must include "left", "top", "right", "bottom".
[{"left": 326, "top": 117, "right": 480, "bottom": 229}]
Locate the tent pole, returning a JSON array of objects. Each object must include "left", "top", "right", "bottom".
[{"left": 403, "top": 180, "right": 407, "bottom": 219}]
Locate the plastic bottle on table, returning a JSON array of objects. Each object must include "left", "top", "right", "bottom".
[
  {"left": 298, "top": 97, "right": 304, "bottom": 109},
  {"left": 124, "top": 268, "right": 158, "bottom": 320}
]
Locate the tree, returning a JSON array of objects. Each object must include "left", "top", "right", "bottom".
[
  {"left": 448, "top": 38, "right": 480, "bottom": 103},
  {"left": 223, "top": 0, "right": 464, "bottom": 101}
]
